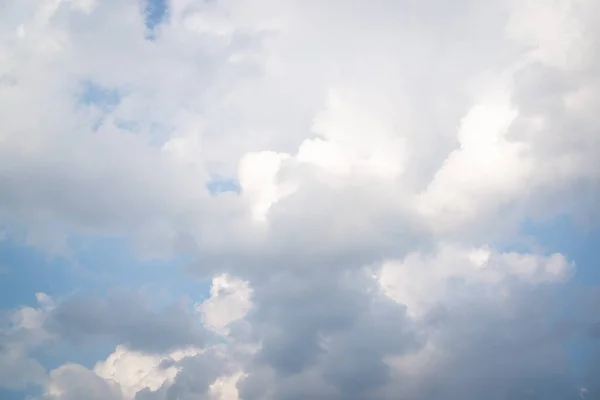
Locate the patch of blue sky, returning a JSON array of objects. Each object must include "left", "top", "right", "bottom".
[
  {"left": 68, "top": 235, "right": 210, "bottom": 306},
  {"left": 567, "top": 336, "right": 600, "bottom": 392},
  {"left": 144, "top": 0, "right": 169, "bottom": 40},
  {"left": 206, "top": 177, "right": 241, "bottom": 196},
  {"left": 78, "top": 81, "right": 121, "bottom": 110},
  {"left": 0, "top": 238, "right": 78, "bottom": 309},
  {"left": 114, "top": 119, "right": 139, "bottom": 132},
  {"left": 77, "top": 80, "right": 123, "bottom": 131}
]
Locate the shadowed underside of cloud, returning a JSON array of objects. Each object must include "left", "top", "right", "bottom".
[
  {"left": 1, "top": 0, "right": 600, "bottom": 399},
  {"left": 44, "top": 291, "right": 207, "bottom": 354}
]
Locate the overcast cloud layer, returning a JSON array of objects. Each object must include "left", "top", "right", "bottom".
[{"left": 1, "top": 0, "right": 600, "bottom": 399}]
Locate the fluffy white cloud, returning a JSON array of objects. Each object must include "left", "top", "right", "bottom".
[
  {"left": 1, "top": 0, "right": 600, "bottom": 398},
  {"left": 198, "top": 274, "right": 253, "bottom": 335},
  {"left": 93, "top": 345, "right": 203, "bottom": 400},
  {"left": 379, "top": 244, "right": 574, "bottom": 317}
]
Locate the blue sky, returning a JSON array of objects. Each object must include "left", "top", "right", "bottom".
[
  {"left": 0, "top": 236, "right": 208, "bottom": 312},
  {"left": 144, "top": 0, "right": 168, "bottom": 39}
]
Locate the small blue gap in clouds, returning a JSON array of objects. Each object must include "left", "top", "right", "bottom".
[
  {"left": 206, "top": 177, "right": 241, "bottom": 196},
  {"left": 144, "top": 0, "right": 169, "bottom": 40},
  {"left": 115, "top": 119, "right": 139, "bottom": 132},
  {"left": 78, "top": 81, "right": 122, "bottom": 131},
  {"left": 79, "top": 81, "right": 121, "bottom": 109}
]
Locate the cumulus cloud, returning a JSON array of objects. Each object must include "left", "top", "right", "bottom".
[
  {"left": 1, "top": 0, "right": 600, "bottom": 399},
  {"left": 93, "top": 345, "right": 204, "bottom": 400},
  {"left": 198, "top": 274, "right": 253, "bottom": 336},
  {"left": 379, "top": 244, "right": 574, "bottom": 317}
]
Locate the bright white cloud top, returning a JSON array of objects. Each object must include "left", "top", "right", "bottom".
[{"left": 1, "top": 0, "right": 600, "bottom": 399}]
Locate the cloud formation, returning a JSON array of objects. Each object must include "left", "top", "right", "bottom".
[
  {"left": 1, "top": 0, "right": 600, "bottom": 399},
  {"left": 44, "top": 290, "right": 207, "bottom": 353}
]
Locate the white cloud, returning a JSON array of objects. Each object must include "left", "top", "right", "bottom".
[
  {"left": 238, "top": 151, "right": 294, "bottom": 222},
  {"left": 208, "top": 371, "right": 244, "bottom": 400},
  {"left": 93, "top": 345, "right": 201, "bottom": 400},
  {"left": 298, "top": 88, "right": 408, "bottom": 179},
  {"left": 415, "top": 80, "right": 529, "bottom": 231},
  {"left": 378, "top": 244, "right": 574, "bottom": 317},
  {"left": 198, "top": 274, "right": 253, "bottom": 335},
  {"left": 506, "top": 0, "right": 591, "bottom": 70},
  {"left": 91, "top": 343, "right": 247, "bottom": 400}
]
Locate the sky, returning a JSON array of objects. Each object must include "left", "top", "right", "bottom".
[{"left": 1, "top": 0, "right": 600, "bottom": 399}]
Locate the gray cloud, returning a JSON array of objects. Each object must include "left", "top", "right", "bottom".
[
  {"left": 233, "top": 272, "right": 588, "bottom": 400},
  {"left": 44, "top": 291, "right": 206, "bottom": 354}
]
